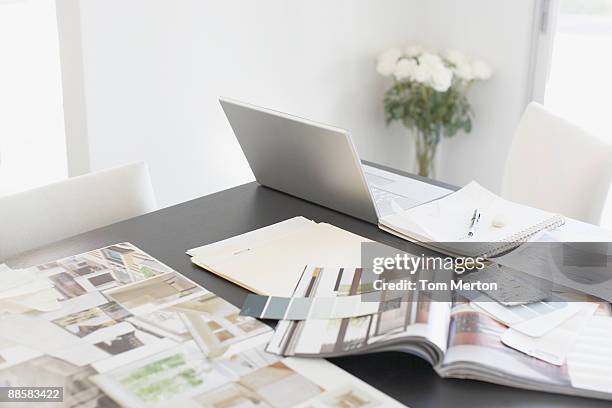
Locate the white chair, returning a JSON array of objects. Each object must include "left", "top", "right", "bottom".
[
  {"left": 0, "top": 162, "right": 157, "bottom": 261},
  {"left": 502, "top": 102, "right": 612, "bottom": 225}
]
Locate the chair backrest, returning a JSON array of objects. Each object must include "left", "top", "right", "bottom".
[
  {"left": 502, "top": 102, "right": 612, "bottom": 225},
  {"left": 0, "top": 162, "right": 157, "bottom": 261}
]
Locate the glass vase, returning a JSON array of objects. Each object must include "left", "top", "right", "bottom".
[{"left": 414, "top": 130, "right": 437, "bottom": 178}]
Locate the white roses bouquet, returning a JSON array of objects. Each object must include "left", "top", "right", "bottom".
[{"left": 376, "top": 46, "right": 491, "bottom": 177}]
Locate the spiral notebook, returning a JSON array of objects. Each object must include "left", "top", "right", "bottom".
[{"left": 379, "top": 181, "right": 565, "bottom": 257}]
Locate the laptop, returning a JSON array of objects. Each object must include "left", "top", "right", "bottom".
[{"left": 219, "top": 97, "right": 451, "bottom": 224}]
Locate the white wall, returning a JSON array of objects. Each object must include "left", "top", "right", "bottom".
[
  {"left": 413, "top": 0, "right": 536, "bottom": 192},
  {"left": 76, "top": 0, "right": 419, "bottom": 207},
  {"left": 73, "top": 0, "right": 536, "bottom": 207}
]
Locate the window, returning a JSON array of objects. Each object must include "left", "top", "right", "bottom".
[
  {"left": 544, "top": 0, "right": 612, "bottom": 140},
  {"left": 0, "top": 0, "right": 67, "bottom": 196}
]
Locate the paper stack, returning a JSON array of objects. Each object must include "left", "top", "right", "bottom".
[{"left": 0, "top": 264, "right": 61, "bottom": 314}]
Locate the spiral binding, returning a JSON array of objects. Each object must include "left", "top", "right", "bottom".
[{"left": 478, "top": 214, "right": 566, "bottom": 258}]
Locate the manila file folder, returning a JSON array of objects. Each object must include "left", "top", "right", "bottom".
[{"left": 188, "top": 217, "right": 370, "bottom": 297}]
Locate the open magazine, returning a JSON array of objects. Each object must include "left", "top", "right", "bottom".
[
  {"left": 0, "top": 243, "right": 405, "bottom": 408},
  {"left": 267, "top": 265, "right": 612, "bottom": 401}
]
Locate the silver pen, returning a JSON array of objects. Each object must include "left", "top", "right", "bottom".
[{"left": 468, "top": 208, "right": 481, "bottom": 237}]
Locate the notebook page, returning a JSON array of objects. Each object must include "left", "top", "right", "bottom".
[{"left": 382, "top": 181, "right": 558, "bottom": 242}]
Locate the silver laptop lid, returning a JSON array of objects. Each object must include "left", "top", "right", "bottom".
[{"left": 219, "top": 97, "right": 379, "bottom": 224}]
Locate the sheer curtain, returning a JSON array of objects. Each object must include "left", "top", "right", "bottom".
[{"left": 544, "top": 0, "right": 612, "bottom": 142}]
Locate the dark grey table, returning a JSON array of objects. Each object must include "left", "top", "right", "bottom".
[{"left": 7, "top": 163, "right": 609, "bottom": 408}]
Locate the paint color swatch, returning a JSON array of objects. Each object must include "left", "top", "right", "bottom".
[{"left": 240, "top": 294, "right": 381, "bottom": 321}]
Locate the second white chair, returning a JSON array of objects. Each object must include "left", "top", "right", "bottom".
[
  {"left": 0, "top": 161, "right": 157, "bottom": 261},
  {"left": 502, "top": 102, "right": 612, "bottom": 226}
]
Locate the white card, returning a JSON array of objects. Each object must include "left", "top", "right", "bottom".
[
  {"left": 501, "top": 303, "right": 598, "bottom": 365},
  {"left": 510, "top": 302, "right": 584, "bottom": 337}
]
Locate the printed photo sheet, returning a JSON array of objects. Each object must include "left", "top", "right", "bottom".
[{"left": 0, "top": 243, "right": 405, "bottom": 408}]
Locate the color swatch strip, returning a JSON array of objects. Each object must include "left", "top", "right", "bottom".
[{"left": 240, "top": 293, "right": 382, "bottom": 320}]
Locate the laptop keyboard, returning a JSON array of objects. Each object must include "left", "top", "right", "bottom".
[
  {"left": 364, "top": 165, "right": 451, "bottom": 217},
  {"left": 371, "top": 187, "right": 401, "bottom": 203},
  {"left": 364, "top": 172, "right": 395, "bottom": 187},
  {"left": 370, "top": 186, "right": 418, "bottom": 216}
]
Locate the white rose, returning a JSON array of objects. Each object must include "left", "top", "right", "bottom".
[
  {"left": 393, "top": 58, "right": 418, "bottom": 81},
  {"left": 471, "top": 60, "right": 492, "bottom": 80},
  {"left": 418, "top": 53, "right": 444, "bottom": 69},
  {"left": 413, "top": 53, "right": 447, "bottom": 85},
  {"left": 453, "top": 60, "right": 475, "bottom": 80},
  {"left": 444, "top": 49, "right": 474, "bottom": 80},
  {"left": 444, "top": 49, "right": 469, "bottom": 66},
  {"left": 404, "top": 45, "right": 423, "bottom": 57},
  {"left": 431, "top": 66, "right": 453, "bottom": 92},
  {"left": 376, "top": 48, "right": 402, "bottom": 77},
  {"left": 413, "top": 61, "right": 433, "bottom": 83}
]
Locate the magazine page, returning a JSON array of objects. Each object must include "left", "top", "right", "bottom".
[
  {"left": 93, "top": 339, "right": 407, "bottom": 408},
  {"left": 267, "top": 265, "right": 451, "bottom": 364},
  {"left": 0, "top": 243, "right": 405, "bottom": 407},
  {"left": 437, "top": 299, "right": 612, "bottom": 400}
]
